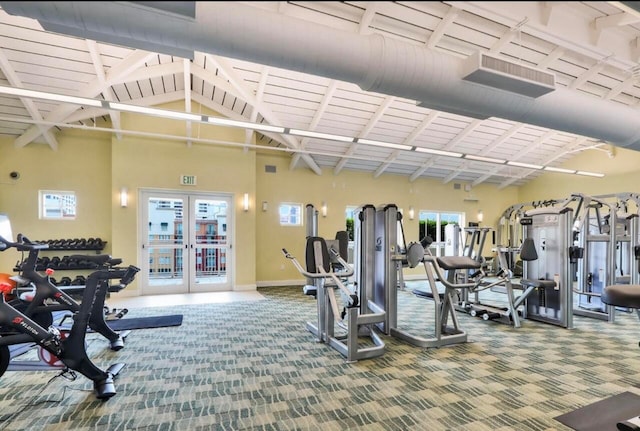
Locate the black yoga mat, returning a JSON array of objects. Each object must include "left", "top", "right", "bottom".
[
  {"left": 554, "top": 391, "right": 640, "bottom": 431},
  {"left": 105, "top": 314, "right": 183, "bottom": 330}
]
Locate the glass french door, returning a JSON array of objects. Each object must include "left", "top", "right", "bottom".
[{"left": 139, "top": 190, "right": 232, "bottom": 294}]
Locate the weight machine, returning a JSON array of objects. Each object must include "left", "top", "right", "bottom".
[
  {"left": 282, "top": 236, "right": 385, "bottom": 363},
  {"left": 441, "top": 223, "right": 538, "bottom": 328},
  {"left": 572, "top": 192, "right": 640, "bottom": 322},
  {"left": 497, "top": 199, "right": 562, "bottom": 277},
  {"left": 357, "top": 204, "right": 478, "bottom": 348},
  {"left": 519, "top": 203, "right": 576, "bottom": 329},
  {"left": 284, "top": 203, "right": 384, "bottom": 363}
]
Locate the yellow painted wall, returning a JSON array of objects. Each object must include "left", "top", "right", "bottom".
[
  {"left": 518, "top": 146, "right": 640, "bottom": 202},
  {"left": 0, "top": 132, "right": 112, "bottom": 275},
  {"left": 6, "top": 104, "right": 640, "bottom": 293},
  {"left": 0, "top": 101, "right": 257, "bottom": 295},
  {"left": 111, "top": 102, "right": 256, "bottom": 294},
  {"left": 256, "top": 151, "right": 520, "bottom": 283}
]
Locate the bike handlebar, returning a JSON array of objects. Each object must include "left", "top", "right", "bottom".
[
  {"left": 0, "top": 233, "right": 49, "bottom": 252},
  {"left": 87, "top": 265, "right": 141, "bottom": 292}
]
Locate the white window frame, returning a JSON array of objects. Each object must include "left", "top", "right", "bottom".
[
  {"left": 418, "top": 210, "right": 465, "bottom": 256},
  {"left": 39, "top": 190, "right": 77, "bottom": 220},
  {"left": 279, "top": 203, "right": 303, "bottom": 226}
]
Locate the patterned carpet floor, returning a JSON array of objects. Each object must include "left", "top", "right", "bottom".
[{"left": 2, "top": 283, "right": 640, "bottom": 431}]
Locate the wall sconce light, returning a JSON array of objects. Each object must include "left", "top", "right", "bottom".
[
  {"left": 409, "top": 206, "right": 415, "bottom": 220},
  {"left": 262, "top": 201, "right": 268, "bottom": 212},
  {"left": 321, "top": 201, "right": 327, "bottom": 217},
  {"left": 243, "top": 193, "right": 249, "bottom": 212},
  {"left": 477, "top": 210, "right": 484, "bottom": 223},
  {"left": 120, "top": 187, "right": 128, "bottom": 208}
]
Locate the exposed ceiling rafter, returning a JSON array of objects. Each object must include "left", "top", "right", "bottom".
[
  {"left": 86, "top": 40, "right": 122, "bottom": 140},
  {"left": 14, "top": 49, "right": 155, "bottom": 147},
  {"left": 206, "top": 54, "right": 322, "bottom": 175},
  {"left": 0, "top": 2, "right": 634, "bottom": 187}
]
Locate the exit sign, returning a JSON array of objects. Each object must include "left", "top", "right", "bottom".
[{"left": 180, "top": 175, "right": 197, "bottom": 186}]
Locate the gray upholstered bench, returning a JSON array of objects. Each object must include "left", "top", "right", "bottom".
[{"left": 602, "top": 285, "right": 640, "bottom": 309}]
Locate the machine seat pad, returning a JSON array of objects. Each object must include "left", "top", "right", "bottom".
[
  {"left": 602, "top": 284, "right": 640, "bottom": 308},
  {"left": 436, "top": 256, "right": 481, "bottom": 270},
  {"left": 520, "top": 279, "right": 556, "bottom": 289}
]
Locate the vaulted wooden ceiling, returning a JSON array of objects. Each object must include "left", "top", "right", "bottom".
[{"left": 0, "top": 2, "right": 638, "bottom": 188}]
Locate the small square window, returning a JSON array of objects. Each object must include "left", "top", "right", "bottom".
[
  {"left": 279, "top": 203, "right": 302, "bottom": 226},
  {"left": 39, "top": 190, "right": 76, "bottom": 220}
]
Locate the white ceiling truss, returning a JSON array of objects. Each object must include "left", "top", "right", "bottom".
[{"left": 0, "top": 2, "right": 638, "bottom": 188}]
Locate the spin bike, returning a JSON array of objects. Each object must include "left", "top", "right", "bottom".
[
  {"left": 4, "top": 235, "right": 129, "bottom": 350},
  {"left": 0, "top": 234, "right": 140, "bottom": 400}
]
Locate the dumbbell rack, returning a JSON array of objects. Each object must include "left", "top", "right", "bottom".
[{"left": 13, "top": 238, "right": 107, "bottom": 287}]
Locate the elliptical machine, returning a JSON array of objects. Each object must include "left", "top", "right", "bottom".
[{"left": 0, "top": 233, "right": 140, "bottom": 400}]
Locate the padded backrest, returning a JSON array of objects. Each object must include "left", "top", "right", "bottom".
[
  {"left": 334, "top": 230, "right": 349, "bottom": 261},
  {"left": 305, "top": 236, "right": 330, "bottom": 274},
  {"left": 520, "top": 237, "right": 538, "bottom": 262}
]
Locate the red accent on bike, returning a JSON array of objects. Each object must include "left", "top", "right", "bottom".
[{"left": 0, "top": 282, "right": 13, "bottom": 294}]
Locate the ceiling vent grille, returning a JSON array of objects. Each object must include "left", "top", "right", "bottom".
[{"left": 462, "top": 52, "right": 556, "bottom": 98}]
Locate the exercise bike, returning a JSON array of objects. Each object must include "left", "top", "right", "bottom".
[
  {"left": 0, "top": 234, "right": 140, "bottom": 400},
  {"left": 5, "top": 234, "right": 130, "bottom": 351}
]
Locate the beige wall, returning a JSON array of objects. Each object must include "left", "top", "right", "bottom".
[
  {"left": 256, "top": 151, "right": 520, "bottom": 282},
  {"left": 0, "top": 102, "right": 257, "bottom": 295},
  {"left": 518, "top": 146, "right": 640, "bottom": 202},
  {"left": 0, "top": 131, "right": 112, "bottom": 274},
  {"left": 111, "top": 103, "right": 257, "bottom": 294},
  {"left": 4, "top": 110, "right": 640, "bottom": 292}
]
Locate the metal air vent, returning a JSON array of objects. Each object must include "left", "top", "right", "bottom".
[{"left": 462, "top": 52, "right": 556, "bottom": 98}]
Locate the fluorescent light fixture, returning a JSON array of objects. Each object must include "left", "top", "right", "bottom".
[
  {"left": 0, "top": 85, "right": 103, "bottom": 107},
  {"left": 544, "top": 166, "right": 576, "bottom": 174},
  {"left": 208, "top": 116, "right": 285, "bottom": 133},
  {"left": 464, "top": 154, "right": 507, "bottom": 164},
  {"left": 0, "top": 85, "right": 289, "bottom": 133},
  {"left": 248, "top": 123, "right": 286, "bottom": 134},
  {"left": 507, "top": 161, "right": 544, "bottom": 169},
  {"left": 0, "top": 87, "right": 606, "bottom": 182},
  {"left": 576, "top": 171, "right": 605, "bottom": 177},
  {"left": 110, "top": 102, "right": 202, "bottom": 121},
  {"left": 288, "top": 129, "right": 355, "bottom": 143},
  {"left": 414, "top": 147, "right": 464, "bottom": 158},
  {"left": 356, "top": 138, "right": 412, "bottom": 151}
]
